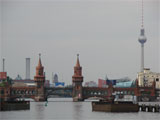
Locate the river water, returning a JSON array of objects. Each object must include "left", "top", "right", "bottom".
[{"left": 0, "top": 98, "right": 160, "bottom": 120}]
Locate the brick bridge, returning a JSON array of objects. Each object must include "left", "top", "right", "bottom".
[
  {"left": 71, "top": 54, "right": 156, "bottom": 101},
  {"left": 0, "top": 54, "right": 157, "bottom": 102}
]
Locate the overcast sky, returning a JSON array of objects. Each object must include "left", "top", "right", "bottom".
[{"left": 0, "top": 0, "right": 159, "bottom": 84}]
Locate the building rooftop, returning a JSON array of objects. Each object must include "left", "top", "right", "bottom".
[{"left": 115, "top": 81, "right": 136, "bottom": 88}]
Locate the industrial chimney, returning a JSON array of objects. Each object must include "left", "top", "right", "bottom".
[
  {"left": 26, "top": 58, "right": 30, "bottom": 80},
  {"left": 2, "top": 58, "right": 5, "bottom": 72}
]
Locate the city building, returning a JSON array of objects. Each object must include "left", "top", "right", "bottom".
[
  {"left": 54, "top": 82, "right": 65, "bottom": 87},
  {"left": 115, "top": 81, "right": 136, "bottom": 88},
  {"left": 137, "top": 68, "right": 160, "bottom": 89},
  {"left": 84, "top": 81, "right": 97, "bottom": 87},
  {"left": 98, "top": 77, "right": 131, "bottom": 88},
  {"left": 50, "top": 73, "right": 65, "bottom": 87},
  {"left": 98, "top": 79, "right": 107, "bottom": 88},
  {"left": 13, "top": 79, "right": 35, "bottom": 87},
  {"left": 52, "top": 73, "right": 58, "bottom": 83},
  {"left": 0, "top": 72, "right": 7, "bottom": 80},
  {"left": 15, "top": 74, "right": 23, "bottom": 80},
  {"left": 0, "top": 72, "right": 11, "bottom": 101},
  {"left": 13, "top": 78, "right": 50, "bottom": 87},
  {"left": 44, "top": 80, "right": 50, "bottom": 88}
]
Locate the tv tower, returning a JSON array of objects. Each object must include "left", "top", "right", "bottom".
[{"left": 138, "top": 0, "right": 147, "bottom": 72}]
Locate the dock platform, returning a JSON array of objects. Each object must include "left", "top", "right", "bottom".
[{"left": 139, "top": 102, "right": 160, "bottom": 112}]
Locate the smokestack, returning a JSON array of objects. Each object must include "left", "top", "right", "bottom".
[
  {"left": 26, "top": 58, "right": 30, "bottom": 80},
  {"left": 2, "top": 58, "right": 5, "bottom": 72}
]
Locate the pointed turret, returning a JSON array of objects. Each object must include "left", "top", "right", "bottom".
[
  {"left": 35, "top": 53, "right": 44, "bottom": 77},
  {"left": 76, "top": 54, "right": 80, "bottom": 67},
  {"left": 73, "top": 54, "right": 83, "bottom": 77},
  {"left": 37, "top": 53, "right": 43, "bottom": 68}
]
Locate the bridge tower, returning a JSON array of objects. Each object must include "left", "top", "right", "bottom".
[
  {"left": 72, "top": 54, "right": 84, "bottom": 101},
  {"left": 34, "top": 54, "right": 46, "bottom": 101}
]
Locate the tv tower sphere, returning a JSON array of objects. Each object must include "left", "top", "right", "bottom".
[{"left": 138, "top": 28, "right": 147, "bottom": 44}]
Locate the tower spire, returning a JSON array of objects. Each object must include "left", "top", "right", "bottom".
[
  {"left": 76, "top": 54, "right": 80, "bottom": 67},
  {"left": 141, "top": 0, "right": 144, "bottom": 28},
  {"left": 38, "top": 53, "right": 42, "bottom": 67},
  {"left": 35, "top": 53, "right": 44, "bottom": 76}
]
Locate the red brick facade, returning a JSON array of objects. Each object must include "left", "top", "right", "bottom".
[
  {"left": 72, "top": 54, "right": 84, "bottom": 101},
  {"left": 34, "top": 54, "right": 46, "bottom": 101}
]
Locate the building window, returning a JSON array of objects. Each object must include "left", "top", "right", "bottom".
[
  {"left": 156, "top": 78, "right": 159, "bottom": 82},
  {"left": 37, "top": 84, "right": 41, "bottom": 88},
  {"left": 76, "top": 86, "right": 80, "bottom": 90},
  {"left": 1, "top": 90, "right": 4, "bottom": 95}
]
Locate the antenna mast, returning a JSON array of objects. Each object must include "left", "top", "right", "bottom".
[{"left": 141, "top": 0, "right": 144, "bottom": 27}]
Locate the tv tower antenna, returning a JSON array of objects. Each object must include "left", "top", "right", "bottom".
[
  {"left": 141, "top": 0, "right": 144, "bottom": 28},
  {"left": 138, "top": 0, "right": 147, "bottom": 72}
]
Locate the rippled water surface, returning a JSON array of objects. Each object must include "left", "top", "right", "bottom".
[{"left": 0, "top": 98, "right": 160, "bottom": 120}]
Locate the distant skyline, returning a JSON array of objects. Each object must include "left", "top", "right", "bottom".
[{"left": 0, "top": 0, "right": 159, "bottom": 84}]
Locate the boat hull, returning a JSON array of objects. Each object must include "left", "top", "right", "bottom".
[
  {"left": 0, "top": 101, "right": 30, "bottom": 111},
  {"left": 92, "top": 101, "right": 139, "bottom": 112}
]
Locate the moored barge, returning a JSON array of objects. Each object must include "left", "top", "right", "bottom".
[
  {"left": 92, "top": 101, "right": 139, "bottom": 112},
  {"left": 0, "top": 101, "right": 30, "bottom": 111}
]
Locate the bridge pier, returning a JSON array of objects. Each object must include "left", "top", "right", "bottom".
[
  {"left": 73, "top": 97, "right": 84, "bottom": 102},
  {"left": 139, "top": 104, "right": 160, "bottom": 112},
  {"left": 34, "top": 96, "right": 46, "bottom": 102}
]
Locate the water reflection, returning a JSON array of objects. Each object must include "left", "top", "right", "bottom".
[
  {"left": 34, "top": 102, "right": 45, "bottom": 120},
  {"left": 72, "top": 102, "right": 83, "bottom": 120}
]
